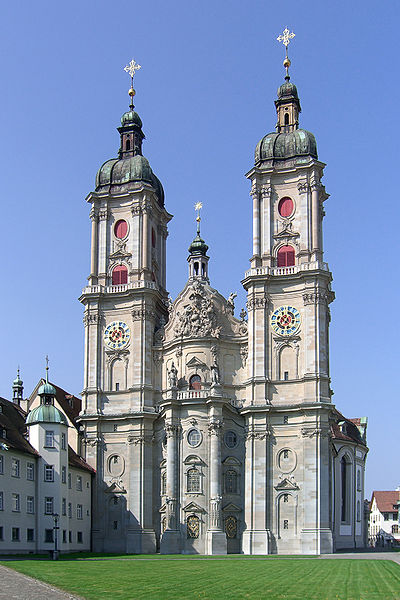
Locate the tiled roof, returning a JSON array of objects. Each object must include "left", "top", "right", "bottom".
[
  {"left": 0, "top": 397, "right": 38, "bottom": 456},
  {"left": 34, "top": 380, "right": 81, "bottom": 426},
  {"left": 371, "top": 491, "right": 400, "bottom": 513},
  {"left": 68, "top": 445, "right": 95, "bottom": 474},
  {"left": 330, "top": 410, "right": 367, "bottom": 446}
]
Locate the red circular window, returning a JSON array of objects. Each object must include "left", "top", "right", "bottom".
[
  {"left": 278, "top": 197, "right": 294, "bottom": 218},
  {"left": 114, "top": 220, "right": 128, "bottom": 239}
]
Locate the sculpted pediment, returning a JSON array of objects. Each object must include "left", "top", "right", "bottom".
[
  {"left": 222, "top": 502, "right": 242, "bottom": 512},
  {"left": 222, "top": 456, "right": 241, "bottom": 466},
  {"left": 182, "top": 501, "right": 205, "bottom": 513},
  {"left": 186, "top": 356, "right": 208, "bottom": 369},
  {"left": 105, "top": 481, "right": 127, "bottom": 494},
  {"left": 274, "top": 477, "right": 299, "bottom": 491},
  {"left": 164, "top": 279, "right": 248, "bottom": 342}
]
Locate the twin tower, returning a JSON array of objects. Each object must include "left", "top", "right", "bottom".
[{"left": 77, "top": 61, "right": 367, "bottom": 555}]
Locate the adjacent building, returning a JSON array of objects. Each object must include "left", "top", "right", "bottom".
[{"left": 369, "top": 490, "right": 400, "bottom": 547}]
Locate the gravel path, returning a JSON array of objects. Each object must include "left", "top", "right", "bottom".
[{"left": 0, "top": 564, "right": 82, "bottom": 600}]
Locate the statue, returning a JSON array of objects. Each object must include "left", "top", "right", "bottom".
[
  {"left": 210, "top": 360, "right": 220, "bottom": 385},
  {"left": 168, "top": 362, "right": 178, "bottom": 388},
  {"left": 227, "top": 292, "right": 237, "bottom": 312}
]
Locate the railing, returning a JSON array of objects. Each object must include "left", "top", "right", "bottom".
[
  {"left": 176, "top": 390, "right": 209, "bottom": 400},
  {"left": 81, "top": 280, "right": 158, "bottom": 295},
  {"left": 244, "top": 261, "right": 329, "bottom": 278}
]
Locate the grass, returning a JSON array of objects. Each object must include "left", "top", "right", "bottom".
[{"left": 1, "top": 557, "right": 400, "bottom": 600}]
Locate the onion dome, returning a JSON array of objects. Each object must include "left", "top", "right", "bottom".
[
  {"left": 38, "top": 381, "right": 57, "bottom": 396},
  {"left": 26, "top": 404, "right": 68, "bottom": 426},
  {"left": 255, "top": 129, "right": 317, "bottom": 163},
  {"left": 188, "top": 233, "right": 208, "bottom": 257}
]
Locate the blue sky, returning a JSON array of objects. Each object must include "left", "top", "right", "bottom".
[{"left": 0, "top": 0, "right": 397, "bottom": 496}]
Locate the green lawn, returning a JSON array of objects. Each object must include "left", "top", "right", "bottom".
[{"left": 1, "top": 557, "right": 400, "bottom": 600}]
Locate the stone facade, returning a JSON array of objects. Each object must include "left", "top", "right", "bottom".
[{"left": 78, "top": 70, "right": 368, "bottom": 554}]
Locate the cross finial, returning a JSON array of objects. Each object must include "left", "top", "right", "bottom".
[
  {"left": 277, "top": 28, "right": 295, "bottom": 80},
  {"left": 45, "top": 355, "right": 49, "bottom": 382},
  {"left": 194, "top": 202, "right": 203, "bottom": 235},
  {"left": 124, "top": 59, "right": 141, "bottom": 110}
]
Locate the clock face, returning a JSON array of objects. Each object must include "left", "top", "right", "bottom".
[
  {"left": 271, "top": 306, "right": 301, "bottom": 336},
  {"left": 104, "top": 321, "right": 131, "bottom": 350}
]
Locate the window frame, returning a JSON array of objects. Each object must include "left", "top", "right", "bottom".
[{"left": 44, "top": 430, "right": 55, "bottom": 448}]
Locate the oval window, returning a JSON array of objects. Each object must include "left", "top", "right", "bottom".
[
  {"left": 224, "top": 431, "right": 238, "bottom": 449},
  {"left": 114, "top": 220, "right": 128, "bottom": 239},
  {"left": 187, "top": 429, "right": 201, "bottom": 447},
  {"left": 278, "top": 197, "right": 294, "bottom": 218}
]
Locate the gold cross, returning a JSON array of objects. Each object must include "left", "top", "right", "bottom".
[{"left": 277, "top": 28, "right": 295, "bottom": 49}]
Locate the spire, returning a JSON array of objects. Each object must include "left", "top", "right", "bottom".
[
  {"left": 118, "top": 58, "right": 145, "bottom": 158},
  {"left": 275, "top": 28, "right": 301, "bottom": 133},
  {"left": 12, "top": 367, "right": 23, "bottom": 406},
  {"left": 188, "top": 202, "right": 210, "bottom": 281},
  {"left": 38, "top": 355, "right": 56, "bottom": 405}
]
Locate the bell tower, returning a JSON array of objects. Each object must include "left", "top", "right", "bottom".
[
  {"left": 241, "top": 31, "right": 335, "bottom": 555},
  {"left": 78, "top": 60, "right": 172, "bottom": 553}
]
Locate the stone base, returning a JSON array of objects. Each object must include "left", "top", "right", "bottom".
[
  {"left": 126, "top": 529, "right": 157, "bottom": 554},
  {"left": 160, "top": 529, "right": 181, "bottom": 554},
  {"left": 242, "top": 529, "right": 270, "bottom": 555},
  {"left": 300, "top": 528, "right": 333, "bottom": 555},
  {"left": 206, "top": 530, "right": 227, "bottom": 555}
]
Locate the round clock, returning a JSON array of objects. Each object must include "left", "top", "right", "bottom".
[
  {"left": 271, "top": 306, "right": 301, "bottom": 336},
  {"left": 104, "top": 321, "right": 131, "bottom": 349}
]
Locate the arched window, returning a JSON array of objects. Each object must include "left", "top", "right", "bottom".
[
  {"left": 189, "top": 374, "right": 201, "bottom": 390},
  {"left": 152, "top": 227, "right": 156, "bottom": 248},
  {"left": 187, "top": 515, "right": 200, "bottom": 539},
  {"left": 357, "top": 470, "right": 361, "bottom": 491},
  {"left": 112, "top": 265, "right": 128, "bottom": 285},
  {"left": 284, "top": 113, "right": 289, "bottom": 125},
  {"left": 125, "top": 138, "right": 131, "bottom": 151},
  {"left": 187, "top": 468, "right": 200, "bottom": 492},
  {"left": 225, "top": 469, "right": 238, "bottom": 494},
  {"left": 341, "top": 456, "right": 349, "bottom": 522},
  {"left": 161, "top": 471, "right": 166, "bottom": 496},
  {"left": 277, "top": 245, "right": 295, "bottom": 267},
  {"left": 194, "top": 262, "right": 199, "bottom": 276},
  {"left": 356, "top": 500, "right": 361, "bottom": 522}
]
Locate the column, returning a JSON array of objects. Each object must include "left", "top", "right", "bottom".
[
  {"left": 89, "top": 209, "right": 98, "bottom": 284},
  {"left": 311, "top": 181, "right": 321, "bottom": 261},
  {"left": 251, "top": 187, "right": 260, "bottom": 265},
  {"left": 160, "top": 421, "right": 181, "bottom": 554},
  {"left": 142, "top": 207, "right": 149, "bottom": 272},
  {"left": 206, "top": 418, "right": 226, "bottom": 554}
]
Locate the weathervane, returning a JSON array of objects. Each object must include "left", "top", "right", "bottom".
[
  {"left": 194, "top": 202, "right": 203, "bottom": 235},
  {"left": 124, "top": 59, "right": 141, "bottom": 110},
  {"left": 277, "top": 28, "right": 295, "bottom": 79}
]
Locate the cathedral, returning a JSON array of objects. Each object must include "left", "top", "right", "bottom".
[{"left": 77, "top": 47, "right": 368, "bottom": 555}]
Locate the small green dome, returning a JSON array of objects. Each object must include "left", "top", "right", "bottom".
[
  {"left": 13, "top": 376, "right": 23, "bottom": 386},
  {"left": 277, "top": 81, "right": 299, "bottom": 100},
  {"left": 38, "top": 382, "right": 57, "bottom": 396},
  {"left": 121, "top": 110, "right": 143, "bottom": 128},
  {"left": 26, "top": 404, "right": 68, "bottom": 426},
  {"left": 96, "top": 155, "right": 164, "bottom": 206},
  {"left": 188, "top": 234, "right": 208, "bottom": 256},
  {"left": 255, "top": 129, "right": 318, "bottom": 163}
]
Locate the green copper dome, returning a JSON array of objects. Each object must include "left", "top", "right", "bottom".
[
  {"left": 38, "top": 381, "right": 57, "bottom": 396},
  {"left": 277, "top": 81, "right": 299, "bottom": 100},
  {"left": 188, "top": 233, "right": 208, "bottom": 256},
  {"left": 96, "top": 155, "right": 164, "bottom": 205},
  {"left": 26, "top": 404, "right": 68, "bottom": 426},
  {"left": 121, "top": 110, "right": 143, "bottom": 128},
  {"left": 255, "top": 129, "right": 317, "bottom": 163}
]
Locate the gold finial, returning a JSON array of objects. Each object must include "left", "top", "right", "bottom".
[
  {"left": 194, "top": 202, "right": 203, "bottom": 234},
  {"left": 124, "top": 59, "right": 141, "bottom": 110},
  {"left": 277, "top": 28, "right": 295, "bottom": 79}
]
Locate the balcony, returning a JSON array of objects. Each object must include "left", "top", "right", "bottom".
[
  {"left": 81, "top": 281, "right": 158, "bottom": 295},
  {"left": 244, "top": 261, "right": 329, "bottom": 279}
]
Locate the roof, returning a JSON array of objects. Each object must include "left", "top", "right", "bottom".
[
  {"left": 330, "top": 409, "right": 367, "bottom": 446},
  {"left": 26, "top": 404, "right": 68, "bottom": 426},
  {"left": 371, "top": 491, "right": 400, "bottom": 513},
  {"left": 32, "top": 380, "right": 81, "bottom": 426},
  {"left": 0, "top": 397, "right": 38, "bottom": 456},
  {"left": 68, "top": 445, "right": 95, "bottom": 474}
]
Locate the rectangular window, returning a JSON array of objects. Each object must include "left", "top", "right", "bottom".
[
  {"left": 283, "top": 416, "right": 288, "bottom": 424},
  {"left": 77, "top": 531, "right": 83, "bottom": 543},
  {"left": 76, "top": 476, "right": 82, "bottom": 491},
  {"left": 68, "top": 502, "right": 72, "bottom": 518},
  {"left": 45, "top": 529, "right": 54, "bottom": 543},
  {"left": 44, "top": 465, "right": 54, "bottom": 482},
  {"left": 62, "top": 529, "right": 67, "bottom": 543},
  {"left": 0, "top": 455, "right": 3, "bottom": 474},
  {"left": 27, "top": 496, "right": 35, "bottom": 514},
  {"left": 68, "top": 473, "right": 72, "bottom": 489},
  {"left": 45, "top": 431, "right": 54, "bottom": 448},
  {"left": 69, "top": 531, "right": 72, "bottom": 543},
  {"left": 27, "top": 528, "right": 34, "bottom": 542},
  {"left": 392, "top": 524, "right": 399, "bottom": 534},
  {"left": 61, "top": 466, "right": 66, "bottom": 484},
  {"left": 61, "top": 433, "right": 66, "bottom": 450},
  {"left": 27, "top": 462, "right": 34, "bottom": 481},
  {"left": 384, "top": 513, "right": 389, "bottom": 521},
  {"left": 12, "top": 493, "right": 20, "bottom": 512},
  {"left": 0, "top": 491, "right": 3, "bottom": 510},
  {"left": 0, "top": 526, "right": 3, "bottom": 540},
  {"left": 11, "top": 458, "right": 20, "bottom": 477},
  {"left": 12, "top": 527, "right": 20, "bottom": 542},
  {"left": 284, "top": 371, "right": 289, "bottom": 381},
  {"left": 77, "top": 504, "right": 83, "bottom": 520},
  {"left": 45, "top": 497, "right": 54, "bottom": 515},
  {"left": 62, "top": 498, "right": 66, "bottom": 516}
]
